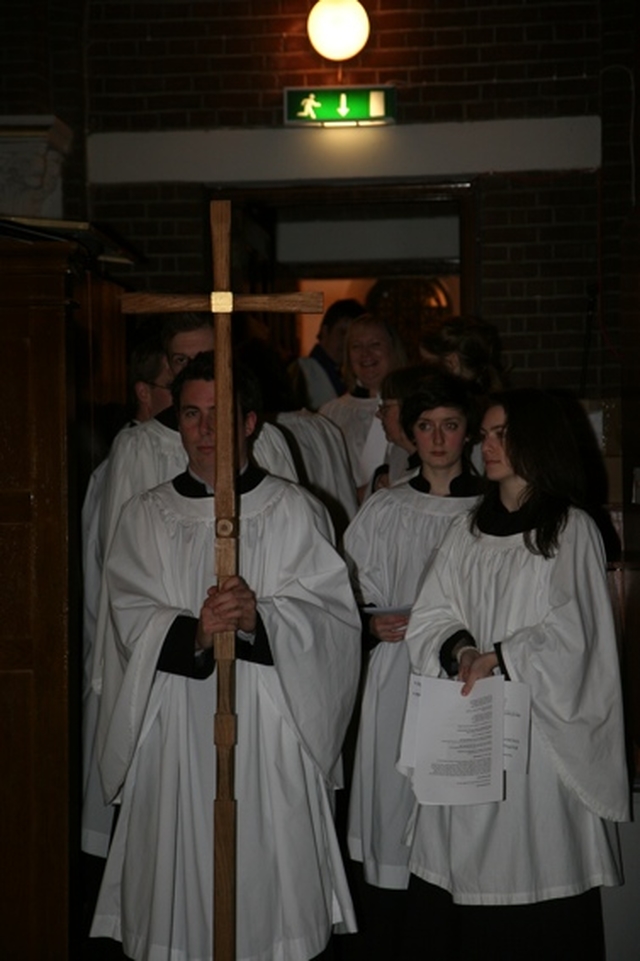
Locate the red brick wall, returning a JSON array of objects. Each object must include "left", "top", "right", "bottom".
[
  {"left": 85, "top": 0, "right": 601, "bottom": 131},
  {"left": 2, "top": 1, "right": 637, "bottom": 390},
  {"left": 479, "top": 170, "right": 608, "bottom": 393},
  {"left": 0, "top": 1, "right": 51, "bottom": 114},
  {"left": 0, "top": 0, "right": 87, "bottom": 218},
  {"left": 93, "top": 182, "right": 211, "bottom": 294}
]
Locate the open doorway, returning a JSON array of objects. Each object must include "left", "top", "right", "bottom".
[{"left": 213, "top": 180, "right": 477, "bottom": 365}]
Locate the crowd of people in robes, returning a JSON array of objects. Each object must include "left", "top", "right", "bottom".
[{"left": 79, "top": 303, "right": 630, "bottom": 961}]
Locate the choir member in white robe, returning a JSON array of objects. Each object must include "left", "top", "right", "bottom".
[
  {"left": 82, "top": 338, "right": 174, "bottom": 858},
  {"left": 401, "top": 389, "right": 630, "bottom": 961},
  {"left": 81, "top": 458, "right": 115, "bottom": 857},
  {"left": 82, "top": 320, "right": 296, "bottom": 916},
  {"left": 98, "top": 408, "right": 298, "bottom": 556},
  {"left": 275, "top": 408, "right": 358, "bottom": 539},
  {"left": 97, "top": 310, "right": 296, "bottom": 556},
  {"left": 320, "top": 315, "right": 406, "bottom": 501},
  {"left": 90, "top": 353, "right": 361, "bottom": 961},
  {"left": 84, "top": 319, "right": 216, "bottom": 862},
  {"left": 320, "top": 391, "right": 382, "bottom": 486},
  {"left": 91, "top": 407, "right": 299, "bottom": 740},
  {"left": 343, "top": 373, "right": 481, "bottom": 959},
  {"left": 83, "top": 326, "right": 296, "bottom": 859}
]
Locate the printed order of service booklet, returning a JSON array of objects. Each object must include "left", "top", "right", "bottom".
[{"left": 398, "top": 675, "right": 531, "bottom": 805}]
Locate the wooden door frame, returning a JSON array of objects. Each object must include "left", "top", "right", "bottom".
[{"left": 210, "top": 179, "right": 478, "bottom": 313}]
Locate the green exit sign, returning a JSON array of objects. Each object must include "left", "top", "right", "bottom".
[{"left": 284, "top": 86, "right": 396, "bottom": 126}]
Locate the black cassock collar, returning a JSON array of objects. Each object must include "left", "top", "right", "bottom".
[
  {"left": 172, "top": 462, "right": 267, "bottom": 498},
  {"left": 476, "top": 497, "right": 537, "bottom": 536},
  {"left": 409, "top": 470, "right": 482, "bottom": 498}
]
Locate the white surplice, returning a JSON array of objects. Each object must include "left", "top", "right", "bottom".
[
  {"left": 276, "top": 409, "right": 359, "bottom": 530},
  {"left": 320, "top": 393, "right": 384, "bottom": 489},
  {"left": 80, "top": 457, "right": 115, "bottom": 856},
  {"left": 90, "top": 417, "right": 298, "bottom": 698},
  {"left": 98, "top": 416, "right": 298, "bottom": 553},
  {"left": 404, "top": 508, "right": 629, "bottom": 905},
  {"left": 344, "top": 482, "right": 478, "bottom": 889},
  {"left": 91, "top": 472, "right": 361, "bottom": 961},
  {"left": 83, "top": 416, "right": 298, "bottom": 857}
]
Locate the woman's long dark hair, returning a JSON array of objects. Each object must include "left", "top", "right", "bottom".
[{"left": 471, "top": 389, "right": 588, "bottom": 558}]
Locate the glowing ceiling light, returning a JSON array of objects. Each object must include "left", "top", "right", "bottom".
[{"left": 307, "top": 0, "right": 370, "bottom": 62}]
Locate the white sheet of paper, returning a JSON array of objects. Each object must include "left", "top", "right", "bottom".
[
  {"left": 397, "top": 675, "right": 532, "bottom": 789},
  {"left": 412, "top": 675, "right": 505, "bottom": 805}
]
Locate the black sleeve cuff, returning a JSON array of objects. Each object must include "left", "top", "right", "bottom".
[
  {"left": 157, "top": 614, "right": 214, "bottom": 678},
  {"left": 372, "top": 464, "right": 390, "bottom": 487},
  {"left": 359, "top": 606, "right": 380, "bottom": 652},
  {"left": 236, "top": 612, "right": 273, "bottom": 665},
  {"left": 156, "top": 612, "right": 274, "bottom": 679},
  {"left": 439, "top": 629, "right": 476, "bottom": 677}
]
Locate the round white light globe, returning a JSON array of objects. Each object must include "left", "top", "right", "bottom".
[{"left": 307, "top": 0, "right": 370, "bottom": 62}]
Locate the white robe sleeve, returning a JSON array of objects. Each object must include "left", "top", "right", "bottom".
[
  {"left": 251, "top": 485, "right": 361, "bottom": 786},
  {"left": 99, "top": 423, "right": 185, "bottom": 551},
  {"left": 254, "top": 422, "right": 299, "bottom": 482},
  {"left": 98, "top": 425, "right": 147, "bottom": 553},
  {"left": 80, "top": 459, "right": 115, "bottom": 855},
  {"left": 496, "top": 512, "right": 630, "bottom": 822},
  {"left": 97, "top": 480, "right": 361, "bottom": 803},
  {"left": 404, "top": 518, "right": 471, "bottom": 677},
  {"left": 343, "top": 491, "right": 396, "bottom": 607},
  {"left": 96, "top": 492, "right": 194, "bottom": 803}
]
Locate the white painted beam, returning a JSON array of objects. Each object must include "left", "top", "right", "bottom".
[{"left": 88, "top": 116, "right": 601, "bottom": 185}]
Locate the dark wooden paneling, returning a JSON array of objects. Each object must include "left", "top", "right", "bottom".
[
  {"left": 0, "top": 257, "right": 70, "bottom": 956},
  {"left": 0, "top": 238, "right": 125, "bottom": 958},
  {"left": 0, "top": 674, "right": 36, "bottom": 958}
]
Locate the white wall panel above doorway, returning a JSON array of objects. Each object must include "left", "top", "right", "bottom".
[{"left": 277, "top": 216, "right": 459, "bottom": 263}]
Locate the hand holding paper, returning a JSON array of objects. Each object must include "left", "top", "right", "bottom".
[{"left": 398, "top": 675, "right": 531, "bottom": 805}]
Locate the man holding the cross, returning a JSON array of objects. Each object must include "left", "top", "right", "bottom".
[
  {"left": 97, "top": 312, "right": 299, "bottom": 557},
  {"left": 91, "top": 352, "right": 361, "bottom": 961}
]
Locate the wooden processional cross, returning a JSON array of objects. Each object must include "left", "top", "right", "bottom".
[{"left": 121, "top": 200, "right": 323, "bottom": 961}]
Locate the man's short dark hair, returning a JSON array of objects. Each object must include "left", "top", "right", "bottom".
[
  {"left": 171, "top": 351, "right": 263, "bottom": 419},
  {"left": 320, "top": 298, "right": 365, "bottom": 333},
  {"left": 129, "top": 332, "right": 166, "bottom": 386},
  {"left": 161, "top": 312, "right": 213, "bottom": 355},
  {"left": 127, "top": 331, "right": 167, "bottom": 415}
]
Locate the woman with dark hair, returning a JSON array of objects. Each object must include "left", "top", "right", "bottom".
[
  {"left": 343, "top": 371, "right": 482, "bottom": 960},
  {"left": 401, "top": 388, "right": 629, "bottom": 961}
]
